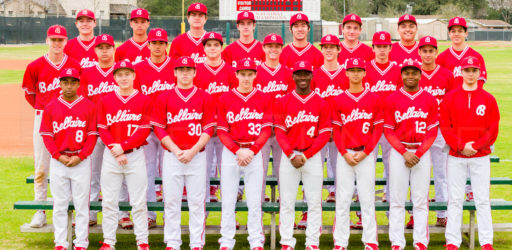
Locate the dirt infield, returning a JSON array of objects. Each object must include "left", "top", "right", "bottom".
[{"left": 0, "top": 59, "right": 30, "bottom": 70}]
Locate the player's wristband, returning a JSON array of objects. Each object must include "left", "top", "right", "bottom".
[
  {"left": 288, "top": 153, "right": 296, "bottom": 160},
  {"left": 301, "top": 153, "right": 308, "bottom": 161}
]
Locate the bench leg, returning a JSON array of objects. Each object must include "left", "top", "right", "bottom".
[
  {"left": 469, "top": 210, "right": 476, "bottom": 250},
  {"left": 67, "top": 210, "right": 73, "bottom": 248},
  {"left": 271, "top": 211, "right": 276, "bottom": 250}
]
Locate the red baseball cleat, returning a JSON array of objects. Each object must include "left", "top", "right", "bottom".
[
  {"left": 297, "top": 212, "right": 307, "bottom": 230},
  {"left": 466, "top": 192, "right": 474, "bottom": 201},
  {"left": 252, "top": 247, "right": 264, "bottom": 250},
  {"left": 333, "top": 246, "right": 346, "bottom": 250},
  {"left": 281, "top": 245, "right": 294, "bottom": 250},
  {"left": 118, "top": 217, "right": 134, "bottom": 229},
  {"left": 99, "top": 242, "right": 114, "bottom": 250},
  {"left": 444, "top": 244, "right": 459, "bottom": 250},
  {"left": 481, "top": 244, "right": 494, "bottom": 250},
  {"left": 326, "top": 192, "right": 336, "bottom": 202},
  {"left": 306, "top": 245, "right": 319, "bottom": 250},
  {"left": 156, "top": 191, "right": 163, "bottom": 202},
  {"left": 54, "top": 246, "right": 66, "bottom": 250},
  {"left": 414, "top": 242, "right": 427, "bottom": 250},
  {"left": 391, "top": 245, "right": 403, "bottom": 250},
  {"left": 406, "top": 216, "right": 414, "bottom": 229},
  {"left": 137, "top": 243, "right": 150, "bottom": 250},
  {"left": 365, "top": 243, "right": 379, "bottom": 250}
]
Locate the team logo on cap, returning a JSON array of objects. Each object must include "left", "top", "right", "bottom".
[
  {"left": 156, "top": 30, "right": 162, "bottom": 37},
  {"left": 297, "top": 14, "right": 302, "bottom": 19},
  {"left": 271, "top": 34, "right": 276, "bottom": 41},
  {"left": 425, "top": 37, "right": 431, "bottom": 42},
  {"left": 326, "top": 35, "right": 331, "bottom": 41},
  {"left": 102, "top": 35, "right": 107, "bottom": 41},
  {"left": 468, "top": 58, "right": 474, "bottom": 64},
  {"left": 66, "top": 69, "right": 72, "bottom": 74},
  {"left": 195, "top": 3, "right": 200, "bottom": 9},
  {"left": 299, "top": 61, "right": 305, "bottom": 67},
  {"left": 351, "top": 15, "right": 356, "bottom": 20},
  {"left": 182, "top": 58, "right": 188, "bottom": 64},
  {"left": 404, "top": 15, "right": 410, "bottom": 20},
  {"left": 136, "top": 9, "right": 142, "bottom": 15},
  {"left": 121, "top": 62, "right": 126, "bottom": 67},
  {"left": 353, "top": 59, "right": 359, "bottom": 65},
  {"left": 55, "top": 27, "right": 61, "bottom": 34},
  {"left": 244, "top": 60, "right": 250, "bottom": 67},
  {"left": 244, "top": 12, "right": 248, "bottom": 17},
  {"left": 209, "top": 33, "right": 215, "bottom": 38},
  {"left": 380, "top": 33, "right": 385, "bottom": 40},
  {"left": 83, "top": 10, "right": 87, "bottom": 14},
  {"left": 454, "top": 18, "right": 459, "bottom": 24}
]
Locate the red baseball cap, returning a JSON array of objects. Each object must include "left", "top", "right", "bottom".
[
  {"left": 113, "top": 60, "right": 135, "bottom": 74},
  {"left": 292, "top": 60, "right": 313, "bottom": 73},
  {"left": 95, "top": 34, "right": 115, "bottom": 47},
  {"left": 174, "top": 56, "right": 196, "bottom": 69},
  {"left": 263, "top": 33, "right": 284, "bottom": 45},
  {"left": 320, "top": 34, "right": 340, "bottom": 46},
  {"left": 461, "top": 56, "right": 480, "bottom": 70},
  {"left": 419, "top": 36, "right": 437, "bottom": 49},
  {"left": 448, "top": 17, "right": 467, "bottom": 30},
  {"left": 47, "top": 25, "right": 67, "bottom": 39},
  {"left": 398, "top": 14, "right": 417, "bottom": 25},
  {"left": 372, "top": 31, "right": 392, "bottom": 46},
  {"left": 236, "top": 58, "right": 257, "bottom": 72},
  {"left": 401, "top": 59, "right": 421, "bottom": 71},
  {"left": 188, "top": 2, "right": 207, "bottom": 15},
  {"left": 76, "top": 9, "right": 95, "bottom": 20},
  {"left": 148, "top": 28, "right": 168, "bottom": 43},
  {"left": 289, "top": 13, "right": 309, "bottom": 27},
  {"left": 345, "top": 58, "right": 366, "bottom": 70},
  {"left": 130, "top": 8, "right": 150, "bottom": 20},
  {"left": 59, "top": 68, "right": 80, "bottom": 80},
  {"left": 343, "top": 13, "right": 362, "bottom": 26},
  {"left": 237, "top": 11, "right": 255, "bottom": 23},
  {"left": 201, "top": 32, "right": 223, "bottom": 46}
]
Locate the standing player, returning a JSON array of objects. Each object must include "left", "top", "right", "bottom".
[
  {"left": 331, "top": 58, "right": 381, "bottom": 250},
  {"left": 280, "top": 13, "right": 323, "bottom": 69},
  {"left": 418, "top": 35, "right": 455, "bottom": 227},
  {"left": 65, "top": 9, "right": 98, "bottom": 68},
  {"left": 22, "top": 25, "right": 80, "bottom": 228},
  {"left": 337, "top": 14, "right": 374, "bottom": 65},
  {"left": 151, "top": 56, "right": 215, "bottom": 250},
  {"left": 222, "top": 11, "right": 265, "bottom": 68},
  {"left": 389, "top": 14, "right": 420, "bottom": 66},
  {"left": 97, "top": 61, "right": 151, "bottom": 250},
  {"left": 40, "top": 68, "right": 97, "bottom": 250},
  {"left": 217, "top": 58, "right": 271, "bottom": 250},
  {"left": 384, "top": 60, "right": 438, "bottom": 250},
  {"left": 169, "top": 2, "right": 208, "bottom": 63},
  {"left": 274, "top": 60, "right": 332, "bottom": 250},
  {"left": 441, "top": 56, "right": 499, "bottom": 250},
  {"left": 115, "top": 8, "right": 151, "bottom": 64}
]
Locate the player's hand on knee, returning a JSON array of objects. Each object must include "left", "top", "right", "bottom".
[
  {"left": 110, "top": 144, "right": 124, "bottom": 157},
  {"left": 353, "top": 152, "right": 368, "bottom": 163},
  {"left": 66, "top": 156, "right": 82, "bottom": 167},
  {"left": 116, "top": 154, "right": 128, "bottom": 166},
  {"left": 343, "top": 153, "right": 358, "bottom": 167},
  {"left": 58, "top": 155, "right": 71, "bottom": 165}
]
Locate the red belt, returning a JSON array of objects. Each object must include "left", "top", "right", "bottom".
[
  {"left": 36, "top": 110, "right": 43, "bottom": 116},
  {"left": 235, "top": 141, "right": 254, "bottom": 149},
  {"left": 348, "top": 145, "right": 365, "bottom": 151},
  {"left": 166, "top": 147, "right": 205, "bottom": 153},
  {"left": 295, "top": 148, "right": 307, "bottom": 153},
  {"left": 402, "top": 143, "right": 420, "bottom": 150},
  {"left": 61, "top": 152, "right": 80, "bottom": 157},
  {"left": 124, "top": 146, "right": 141, "bottom": 154}
]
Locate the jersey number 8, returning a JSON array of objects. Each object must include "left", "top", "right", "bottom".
[{"left": 75, "top": 130, "right": 83, "bottom": 143}]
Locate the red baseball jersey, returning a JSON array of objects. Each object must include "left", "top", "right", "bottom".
[
  {"left": 383, "top": 88, "right": 439, "bottom": 158},
  {"left": 194, "top": 61, "right": 238, "bottom": 100},
  {"left": 151, "top": 86, "right": 216, "bottom": 150},
  {"left": 337, "top": 42, "right": 374, "bottom": 66},
  {"left": 364, "top": 59, "right": 402, "bottom": 100},
  {"left": 22, "top": 54, "right": 80, "bottom": 110},
  {"left": 115, "top": 38, "right": 151, "bottom": 65},
  {"left": 79, "top": 64, "right": 117, "bottom": 104},
  {"left": 217, "top": 88, "right": 272, "bottom": 154},
  {"left": 436, "top": 46, "right": 487, "bottom": 86},
  {"left": 312, "top": 65, "right": 347, "bottom": 99},
  {"left": 97, "top": 90, "right": 152, "bottom": 151},
  {"left": 389, "top": 41, "right": 421, "bottom": 66},
  {"left": 331, "top": 89, "right": 383, "bottom": 155},
  {"left": 254, "top": 63, "right": 294, "bottom": 100},
  {"left": 280, "top": 43, "right": 324, "bottom": 69},
  {"left": 440, "top": 86, "right": 499, "bottom": 158},
  {"left": 40, "top": 96, "right": 98, "bottom": 160},
  {"left": 419, "top": 65, "right": 455, "bottom": 107},
  {"left": 64, "top": 37, "right": 98, "bottom": 68},
  {"left": 169, "top": 31, "right": 207, "bottom": 63},
  {"left": 222, "top": 39, "right": 265, "bottom": 68},
  {"left": 134, "top": 57, "right": 175, "bottom": 103},
  {"left": 274, "top": 91, "right": 332, "bottom": 158}
]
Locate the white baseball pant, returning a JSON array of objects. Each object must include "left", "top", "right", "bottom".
[
  {"left": 320, "top": 141, "right": 338, "bottom": 193},
  {"left": 373, "top": 135, "right": 392, "bottom": 196},
  {"left": 261, "top": 136, "right": 283, "bottom": 179},
  {"left": 279, "top": 151, "right": 323, "bottom": 248},
  {"left": 389, "top": 148, "right": 431, "bottom": 248},
  {"left": 163, "top": 150, "right": 207, "bottom": 249},
  {"left": 144, "top": 132, "right": 162, "bottom": 220},
  {"left": 50, "top": 157, "right": 91, "bottom": 249},
  {"left": 101, "top": 148, "right": 149, "bottom": 246},
  {"left": 219, "top": 148, "right": 265, "bottom": 249},
  {"left": 333, "top": 150, "right": 378, "bottom": 247},
  {"left": 445, "top": 155, "right": 493, "bottom": 247},
  {"left": 89, "top": 139, "right": 105, "bottom": 221},
  {"left": 431, "top": 129, "right": 448, "bottom": 218},
  {"left": 34, "top": 110, "right": 51, "bottom": 202},
  {"left": 206, "top": 136, "right": 223, "bottom": 201}
]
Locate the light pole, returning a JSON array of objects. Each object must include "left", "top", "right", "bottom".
[{"left": 181, "top": 0, "right": 185, "bottom": 34}]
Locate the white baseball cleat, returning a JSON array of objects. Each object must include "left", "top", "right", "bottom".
[{"left": 29, "top": 210, "right": 47, "bottom": 228}]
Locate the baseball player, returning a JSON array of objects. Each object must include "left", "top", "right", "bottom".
[
  {"left": 169, "top": 2, "right": 208, "bottom": 63},
  {"left": 64, "top": 9, "right": 98, "bottom": 68},
  {"left": 280, "top": 13, "right": 324, "bottom": 69},
  {"left": 441, "top": 56, "right": 499, "bottom": 250},
  {"left": 134, "top": 27, "right": 175, "bottom": 227},
  {"left": 389, "top": 14, "right": 421, "bottom": 66},
  {"left": 418, "top": 35, "right": 455, "bottom": 227},
  {"left": 337, "top": 14, "right": 374, "bottom": 66},
  {"left": 331, "top": 58, "right": 381, "bottom": 250},
  {"left": 150, "top": 56, "right": 215, "bottom": 250},
  {"left": 274, "top": 60, "right": 332, "bottom": 250},
  {"left": 97, "top": 60, "right": 151, "bottom": 250},
  {"left": 79, "top": 34, "right": 118, "bottom": 226},
  {"left": 222, "top": 11, "right": 265, "bottom": 68},
  {"left": 384, "top": 60, "right": 438, "bottom": 250},
  {"left": 115, "top": 8, "right": 151, "bottom": 64},
  {"left": 22, "top": 25, "right": 80, "bottom": 228},
  {"left": 217, "top": 58, "right": 271, "bottom": 250},
  {"left": 40, "top": 68, "right": 97, "bottom": 250}
]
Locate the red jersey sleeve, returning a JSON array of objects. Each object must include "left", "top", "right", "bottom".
[
  {"left": 39, "top": 107, "right": 60, "bottom": 159},
  {"left": 331, "top": 100, "right": 347, "bottom": 155},
  {"left": 78, "top": 104, "right": 98, "bottom": 160},
  {"left": 221, "top": 47, "right": 233, "bottom": 66},
  {"left": 169, "top": 41, "right": 180, "bottom": 60},
  {"left": 472, "top": 96, "right": 500, "bottom": 150},
  {"left": 120, "top": 98, "right": 152, "bottom": 151},
  {"left": 114, "top": 46, "right": 123, "bottom": 62},
  {"left": 439, "top": 94, "right": 465, "bottom": 152},
  {"left": 477, "top": 54, "right": 487, "bottom": 83},
  {"left": 150, "top": 92, "right": 169, "bottom": 141},
  {"left": 217, "top": 96, "right": 240, "bottom": 154},
  {"left": 274, "top": 99, "right": 294, "bottom": 157},
  {"left": 415, "top": 97, "right": 439, "bottom": 158},
  {"left": 97, "top": 99, "right": 116, "bottom": 149},
  {"left": 303, "top": 101, "right": 332, "bottom": 159},
  {"left": 383, "top": 98, "right": 407, "bottom": 155},
  {"left": 201, "top": 93, "right": 216, "bottom": 137},
  {"left": 22, "top": 63, "right": 37, "bottom": 108},
  {"left": 229, "top": 69, "right": 239, "bottom": 89}
]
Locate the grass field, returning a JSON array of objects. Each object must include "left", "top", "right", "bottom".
[{"left": 0, "top": 42, "right": 511, "bottom": 249}]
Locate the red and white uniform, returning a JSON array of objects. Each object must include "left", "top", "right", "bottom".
[
  {"left": 194, "top": 61, "right": 238, "bottom": 100},
  {"left": 79, "top": 64, "right": 117, "bottom": 103},
  {"left": 217, "top": 88, "right": 271, "bottom": 249},
  {"left": 331, "top": 89, "right": 382, "bottom": 248},
  {"left": 65, "top": 37, "right": 98, "bottom": 68},
  {"left": 384, "top": 88, "right": 438, "bottom": 248},
  {"left": 151, "top": 86, "right": 215, "bottom": 249},
  {"left": 436, "top": 46, "right": 487, "bottom": 87},
  {"left": 115, "top": 38, "right": 151, "bottom": 65},
  {"left": 40, "top": 96, "right": 97, "bottom": 249},
  {"left": 312, "top": 65, "right": 347, "bottom": 99},
  {"left": 169, "top": 31, "right": 207, "bottom": 63},
  {"left": 389, "top": 41, "right": 421, "bottom": 66},
  {"left": 254, "top": 63, "right": 294, "bottom": 100},
  {"left": 337, "top": 42, "right": 374, "bottom": 66},
  {"left": 420, "top": 65, "right": 454, "bottom": 106},
  {"left": 274, "top": 91, "right": 331, "bottom": 248},
  {"left": 97, "top": 90, "right": 151, "bottom": 246},
  {"left": 440, "top": 86, "right": 499, "bottom": 248},
  {"left": 280, "top": 43, "right": 324, "bottom": 69},
  {"left": 222, "top": 39, "right": 265, "bottom": 68},
  {"left": 134, "top": 57, "right": 175, "bottom": 103}
]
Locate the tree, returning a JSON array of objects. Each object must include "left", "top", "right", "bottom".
[
  {"left": 489, "top": 0, "right": 512, "bottom": 23},
  {"left": 139, "top": 0, "right": 219, "bottom": 17}
]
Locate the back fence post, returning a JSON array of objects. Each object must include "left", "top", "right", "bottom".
[
  {"left": 226, "top": 22, "right": 231, "bottom": 45},
  {"left": 309, "top": 22, "right": 314, "bottom": 44},
  {"left": 281, "top": 21, "right": 286, "bottom": 43},
  {"left": 254, "top": 22, "right": 258, "bottom": 40}
]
